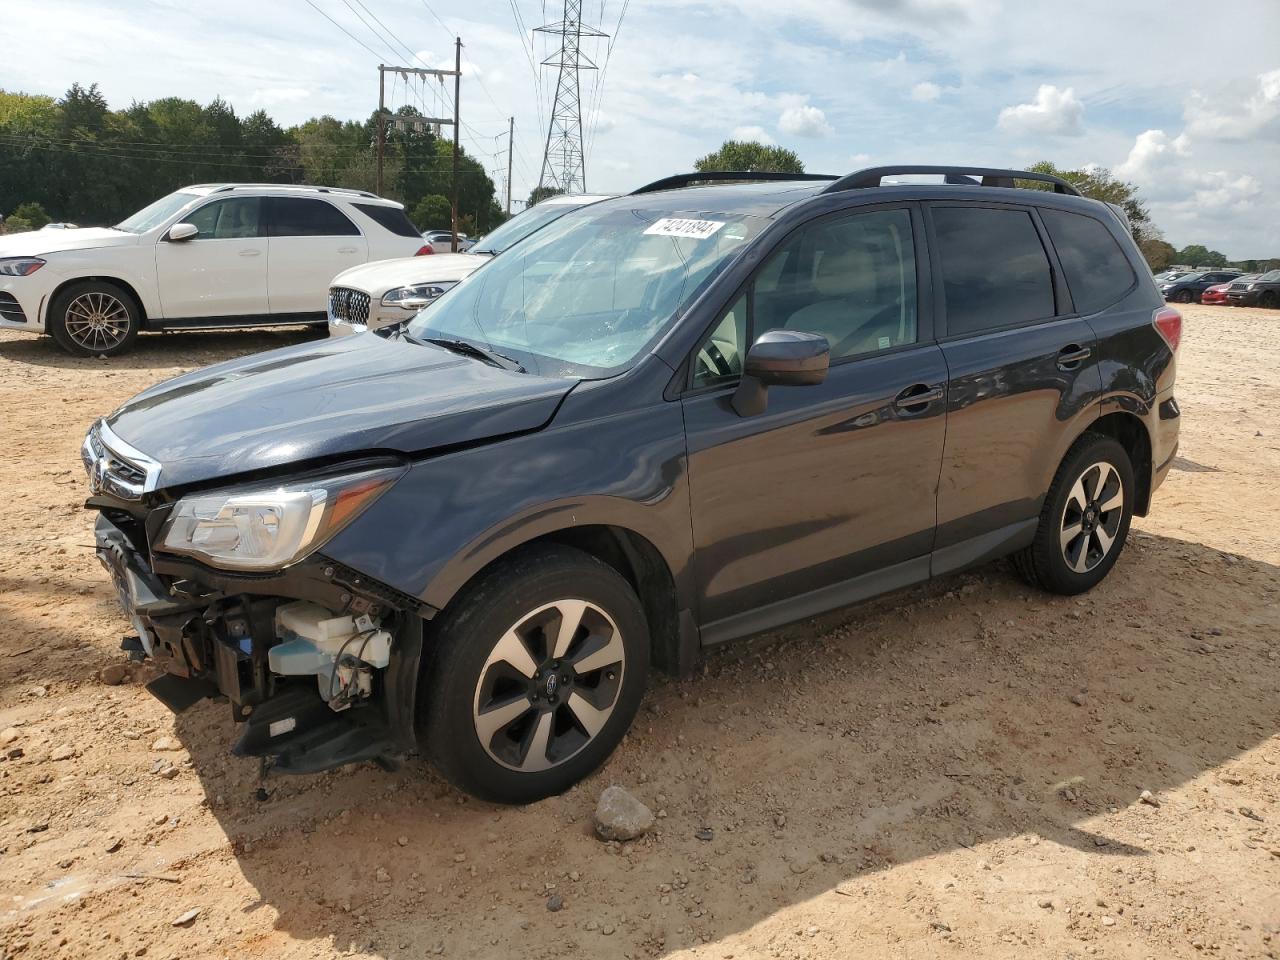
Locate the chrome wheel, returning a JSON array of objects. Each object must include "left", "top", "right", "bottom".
[
  {"left": 1060, "top": 461, "right": 1124, "bottom": 574},
  {"left": 63, "top": 291, "right": 131, "bottom": 351},
  {"left": 472, "top": 599, "right": 625, "bottom": 773}
]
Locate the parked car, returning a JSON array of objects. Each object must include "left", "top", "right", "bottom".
[
  {"left": 83, "top": 165, "right": 1179, "bottom": 803},
  {"left": 1152, "top": 269, "right": 1191, "bottom": 284},
  {"left": 1201, "top": 274, "right": 1258, "bottom": 305},
  {"left": 1225, "top": 269, "right": 1280, "bottom": 308},
  {"left": 328, "top": 194, "right": 614, "bottom": 336},
  {"left": 1159, "top": 270, "right": 1242, "bottom": 303},
  {"left": 422, "top": 229, "right": 474, "bottom": 253},
  {"left": 0, "top": 184, "right": 428, "bottom": 357}
]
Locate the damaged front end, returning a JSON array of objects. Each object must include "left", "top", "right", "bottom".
[{"left": 85, "top": 420, "right": 426, "bottom": 774}]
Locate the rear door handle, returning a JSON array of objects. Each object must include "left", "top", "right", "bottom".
[
  {"left": 338, "top": 246, "right": 359, "bottom": 254},
  {"left": 1057, "top": 344, "right": 1092, "bottom": 370},
  {"left": 894, "top": 383, "right": 944, "bottom": 412},
  {"left": 238, "top": 249, "right": 261, "bottom": 258}
]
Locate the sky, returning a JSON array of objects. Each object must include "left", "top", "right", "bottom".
[{"left": 3, "top": 0, "right": 1278, "bottom": 257}]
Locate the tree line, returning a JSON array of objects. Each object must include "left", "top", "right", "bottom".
[
  {"left": 0, "top": 83, "right": 508, "bottom": 235},
  {"left": 693, "top": 141, "right": 1277, "bottom": 273}
]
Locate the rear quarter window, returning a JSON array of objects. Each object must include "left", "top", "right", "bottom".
[
  {"left": 1040, "top": 208, "right": 1136, "bottom": 315},
  {"left": 353, "top": 203, "right": 421, "bottom": 238}
]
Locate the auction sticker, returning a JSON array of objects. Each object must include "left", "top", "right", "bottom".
[{"left": 643, "top": 218, "right": 725, "bottom": 239}]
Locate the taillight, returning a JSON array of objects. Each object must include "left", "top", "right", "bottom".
[
  {"left": 1153, "top": 305, "right": 1181, "bottom": 352},
  {"left": 414, "top": 245, "right": 433, "bottom": 256}
]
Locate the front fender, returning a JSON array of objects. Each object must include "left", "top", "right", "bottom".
[{"left": 320, "top": 376, "right": 694, "bottom": 616}]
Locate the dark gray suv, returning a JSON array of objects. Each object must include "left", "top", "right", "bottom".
[{"left": 84, "top": 166, "right": 1181, "bottom": 803}]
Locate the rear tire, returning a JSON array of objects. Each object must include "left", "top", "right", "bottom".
[
  {"left": 48, "top": 280, "right": 141, "bottom": 357},
  {"left": 1174, "top": 290, "right": 1195, "bottom": 304},
  {"left": 1260, "top": 291, "right": 1278, "bottom": 309},
  {"left": 1014, "top": 433, "right": 1135, "bottom": 595},
  {"left": 420, "top": 544, "right": 649, "bottom": 804}
]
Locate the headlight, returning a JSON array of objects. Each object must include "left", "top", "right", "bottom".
[
  {"left": 382, "top": 282, "right": 456, "bottom": 308},
  {"left": 1247, "top": 283, "right": 1259, "bottom": 290},
  {"left": 0, "top": 257, "right": 45, "bottom": 277},
  {"left": 158, "top": 466, "right": 402, "bottom": 571}
]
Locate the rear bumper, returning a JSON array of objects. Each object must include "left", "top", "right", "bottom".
[{"left": 1149, "top": 392, "right": 1180, "bottom": 502}]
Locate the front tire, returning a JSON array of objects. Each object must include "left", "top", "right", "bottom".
[
  {"left": 1260, "top": 291, "right": 1278, "bottom": 309},
  {"left": 420, "top": 544, "right": 649, "bottom": 804},
  {"left": 1174, "top": 290, "right": 1195, "bottom": 304},
  {"left": 48, "top": 281, "right": 140, "bottom": 357},
  {"left": 1014, "top": 433, "right": 1135, "bottom": 595}
]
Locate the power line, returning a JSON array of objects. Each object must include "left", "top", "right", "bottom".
[{"left": 302, "top": 0, "right": 386, "bottom": 62}]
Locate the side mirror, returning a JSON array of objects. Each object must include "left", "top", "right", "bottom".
[
  {"left": 167, "top": 222, "right": 198, "bottom": 242},
  {"left": 732, "top": 329, "right": 829, "bottom": 417}
]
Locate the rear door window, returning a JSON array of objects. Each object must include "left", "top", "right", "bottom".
[
  {"left": 267, "top": 197, "right": 360, "bottom": 237},
  {"left": 352, "top": 202, "right": 420, "bottom": 238},
  {"left": 932, "top": 206, "right": 1055, "bottom": 335},
  {"left": 1039, "top": 208, "right": 1136, "bottom": 314}
]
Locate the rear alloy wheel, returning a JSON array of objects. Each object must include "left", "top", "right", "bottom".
[
  {"left": 421, "top": 544, "right": 648, "bottom": 803},
  {"left": 1014, "top": 433, "right": 1135, "bottom": 595},
  {"left": 48, "top": 281, "right": 140, "bottom": 357}
]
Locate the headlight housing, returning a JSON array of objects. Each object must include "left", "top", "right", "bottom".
[
  {"left": 0, "top": 257, "right": 46, "bottom": 277},
  {"left": 382, "top": 282, "right": 456, "bottom": 308},
  {"left": 158, "top": 466, "right": 402, "bottom": 571}
]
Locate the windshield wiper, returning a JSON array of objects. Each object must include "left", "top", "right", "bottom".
[{"left": 416, "top": 336, "right": 525, "bottom": 372}]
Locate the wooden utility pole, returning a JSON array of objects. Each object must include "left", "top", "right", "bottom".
[
  {"left": 506, "top": 117, "right": 514, "bottom": 215},
  {"left": 450, "top": 37, "right": 461, "bottom": 252},
  {"left": 373, "top": 60, "right": 460, "bottom": 203}
]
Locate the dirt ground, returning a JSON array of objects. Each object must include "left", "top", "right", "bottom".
[{"left": 0, "top": 304, "right": 1277, "bottom": 960}]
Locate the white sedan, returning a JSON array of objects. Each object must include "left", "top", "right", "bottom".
[
  {"left": 0, "top": 183, "right": 428, "bottom": 356},
  {"left": 328, "top": 194, "right": 613, "bottom": 337}
]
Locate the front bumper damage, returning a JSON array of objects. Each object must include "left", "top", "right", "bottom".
[{"left": 94, "top": 510, "right": 425, "bottom": 774}]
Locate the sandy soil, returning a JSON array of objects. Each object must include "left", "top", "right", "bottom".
[{"left": 0, "top": 305, "right": 1277, "bottom": 960}]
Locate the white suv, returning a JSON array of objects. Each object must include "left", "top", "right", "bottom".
[{"left": 0, "top": 184, "right": 428, "bottom": 356}]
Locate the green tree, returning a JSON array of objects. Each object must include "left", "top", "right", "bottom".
[
  {"left": 1028, "top": 161, "right": 1154, "bottom": 245},
  {"left": 1175, "top": 244, "right": 1227, "bottom": 268},
  {"left": 527, "top": 185, "right": 564, "bottom": 206},
  {"left": 411, "top": 194, "right": 452, "bottom": 230},
  {"left": 694, "top": 140, "right": 804, "bottom": 174},
  {"left": 10, "top": 201, "right": 50, "bottom": 229},
  {"left": 1138, "top": 237, "right": 1177, "bottom": 272}
]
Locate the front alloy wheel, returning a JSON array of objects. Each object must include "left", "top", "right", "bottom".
[
  {"left": 473, "top": 599, "right": 625, "bottom": 773},
  {"left": 48, "top": 280, "right": 140, "bottom": 357},
  {"left": 421, "top": 544, "right": 648, "bottom": 803}
]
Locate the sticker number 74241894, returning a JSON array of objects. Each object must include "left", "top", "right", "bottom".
[{"left": 642, "top": 218, "right": 726, "bottom": 240}]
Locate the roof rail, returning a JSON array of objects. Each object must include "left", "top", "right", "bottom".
[
  {"left": 209, "top": 183, "right": 381, "bottom": 199},
  {"left": 631, "top": 171, "right": 838, "bottom": 195},
  {"left": 822, "top": 165, "right": 1082, "bottom": 197}
]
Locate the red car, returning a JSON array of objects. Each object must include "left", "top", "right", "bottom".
[{"left": 1202, "top": 274, "right": 1257, "bottom": 305}]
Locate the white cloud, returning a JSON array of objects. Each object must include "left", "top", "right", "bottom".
[
  {"left": 731, "top": 125, "right": 775, "bottom": 145},
  {"left": 911, "top": 81, "right": 942, "bottom": 102},
  {"left": 1116, "top": 129, "right": 1191, "bottom": 188},
  {"left": 1185, "top": 68, "right": 1280, "bottom": 140},
  {"left": 997, "top": 84, "right": 1085, "bottom": 136},
  {"left": 778, "top": 104, "right": 833, "bottom": 138}
]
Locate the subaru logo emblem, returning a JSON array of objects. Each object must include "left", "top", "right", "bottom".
[{"left": 544, "top": 673, "right": 559, "bottom": 697}]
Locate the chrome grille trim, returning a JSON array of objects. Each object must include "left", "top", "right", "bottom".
[
  {"left": 328, "top": 286, "right": 371, "bottom": 325},
  {"left": 81, "top": 419, "right": 162, "bottom": 500}
]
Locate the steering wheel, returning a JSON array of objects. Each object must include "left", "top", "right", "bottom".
[{"left": 697, "top": 339, "right": 735, "bottom": 379}]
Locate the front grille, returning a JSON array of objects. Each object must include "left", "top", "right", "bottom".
[
  {"left": 1228, "top": 282, "right": 1248, "bottom": 292},
  {"left": 329, "top": 287, "right": 370, "bottom": 325},
  {"left": 0, "top": 292, "right": 27, "bottom": 323},
  {"left": 81, "top": 421, "right": 161, "bottom": 501}
]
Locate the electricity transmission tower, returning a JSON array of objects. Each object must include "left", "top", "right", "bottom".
[{"left": 535, "top": 0, "right": 607, "bottom": 195}]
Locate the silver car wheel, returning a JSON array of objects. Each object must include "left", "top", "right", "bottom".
[
  {"left": 64, "top": 292, "right": 131, "bottom": 351},
  {"left": 1059, "top": 460, "right": 1125, "bottom": 574},
  {"left": 471, "top": 598, "right": 626, "bottom": 773}
]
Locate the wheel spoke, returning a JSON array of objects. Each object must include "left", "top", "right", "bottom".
[
  {"left": 474, "top": 694, "right": 532, "bottom": 743},
  {"left": 566, "top": 691, "right": 610, "bottom": 738},
  {"left": 520, "top": 711, "right": 554, "bottom": 772},
  {"left": 1093, "top": 524, "right": 1116, "bottom": 555},
  {"left": 1090, "top": 463, "right": 1113, "bottom": 502},
  {"left": 1066, "top": 476, "right": 1089, "bottom": 514},
  {"left": 570, "top": 629, "right": 624, "bottom": 675},
  {"left": 1060, "top": 521, "right": 1084, "bottom": 553},
  {"left": 551, "top": 599, "right": 588, "bottom": 659},
  {"left": 1067, "top": 532, "right": 1090, "bottom": 573},
  {"left": 488, "top": 628, "right": 539, "bottom": 679}
]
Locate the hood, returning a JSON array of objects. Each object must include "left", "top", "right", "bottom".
[
  {"left": 332, "top": 252, "right": 488, "bottom": 293},
  {"left": 106, "top": 333, "right": 576, "bottom": 490},
  {"left": 0, "top": 227, "right": 138, "bottom": 257}
]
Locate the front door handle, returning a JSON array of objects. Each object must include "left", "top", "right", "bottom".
[
  {"left": 338, "top": 246, "right": 359, "bottom": 254},
  {"left": 238, "top": 248, "right": 261, "bottom": 258},
  {"left": 895, "top": 383, "right": 944, "bottom": 412},
  {"left": 1057, "top": 344, "right": 1092, "bottom": 370}
]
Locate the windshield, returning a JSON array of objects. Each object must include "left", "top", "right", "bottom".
[
  {"left": 1259, "top": 270, "right": 1280, "bottom": 282},
  {"left": 114, "top": 190, "right": 201, "bottom": 234},
  {"left": 470, "top": 200, "right": 591, "bottom": 255},
  {"left": 407, "top": 202, "right": 765, "bottom": 377}
]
